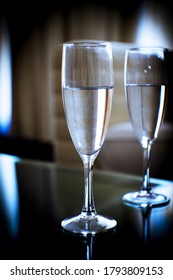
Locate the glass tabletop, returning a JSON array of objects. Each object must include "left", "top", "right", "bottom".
[{"left": 0, "top": 153, "right": 173, "bottom": 260}]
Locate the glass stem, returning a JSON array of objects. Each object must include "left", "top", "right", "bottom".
[
  {"left": 142, "top": 143, "right": 152, "bottom": 192},
  {"left": 81, "top": 156, "right": 97, "bottom": 216}
]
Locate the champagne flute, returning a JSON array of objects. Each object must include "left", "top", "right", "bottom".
[
  {"left": 123, "top": 47, "right": 170, "bottom": 207},
  {"left": 61, "top": 41, "right": 117, "bottom": 235}
]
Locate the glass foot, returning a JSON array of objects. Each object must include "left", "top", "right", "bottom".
[
  {"left": 61, "top": 214, "right": 117, "bottom": 235},
  {"left": 122, "top": 191, "right": 170, "bottom": 207}
]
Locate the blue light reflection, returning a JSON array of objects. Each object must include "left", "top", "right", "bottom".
[
  {"left": 0, "top": 154, "right": 20, "bottom": 238},
  {"left": 0, "top": 19, "right": 12, "bottom": 135}
]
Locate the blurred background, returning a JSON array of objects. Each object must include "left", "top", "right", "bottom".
[{"left": 1, "top": 0, "right": 173, "bottom": 178}]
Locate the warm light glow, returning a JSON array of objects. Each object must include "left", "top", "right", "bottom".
[{"left": 0, "top": 20, "right": 12, "bottom": 134}]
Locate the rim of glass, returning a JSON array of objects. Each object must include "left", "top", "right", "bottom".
[
  {"left": 126, "top": 47, "right": 168, "bottom": 52},
  {"left": 63, "top": 40, "right": 112, "bottom": 47}
]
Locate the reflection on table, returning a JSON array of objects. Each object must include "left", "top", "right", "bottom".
[{"left": 0, "top": 153, "right": 173, "bottom": 260}]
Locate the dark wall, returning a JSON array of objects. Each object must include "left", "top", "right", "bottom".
[{"left": 2, "top": 0, "right": 172, "bottom": 60}]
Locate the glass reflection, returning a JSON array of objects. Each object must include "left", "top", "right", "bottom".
[
  {"left": 0, "top": 154, "right": 20, "bottom": 238},
  {"left": 62, "top": 229, "right": 95, "bottom": 260},
  {"left": 123, "top": 200, "right": 170, "bottom": 251},
  {"left": 62, "top": 227, "right": 116, "bottom": 260},
  {"left": 123, "top": 202, "right": 152, "bottom": 248},
  {"left": 83, "top": 235, "right": 95, "bottom": 260},
  {"left": 140, "top": 206, "right": 151, "bottom": 247}
]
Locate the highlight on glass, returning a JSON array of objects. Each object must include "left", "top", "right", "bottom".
[
  {"left": 61, "top": 41, "right": 117, "bottom": 235},
  {"left": 122, "top": 47, "right": 170, "bottom": 207}
]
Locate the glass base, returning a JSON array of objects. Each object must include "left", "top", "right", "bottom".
[
  {"left": 61, "top": 214, "right": 117, "bottom": 235},
  {"left": 122, "top": 191, "right": 170, "bottom": 207}
]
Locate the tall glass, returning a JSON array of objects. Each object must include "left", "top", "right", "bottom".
[
  {"left": 123, "top": 47, "right": 170, "bottom": 207},
  {"left": 61, "top": 41, "right": 117, "bottom": 234}
]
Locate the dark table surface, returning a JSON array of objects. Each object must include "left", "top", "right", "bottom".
[{"left": 0, "top": 153, "right": 173, "bottom": 260}]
